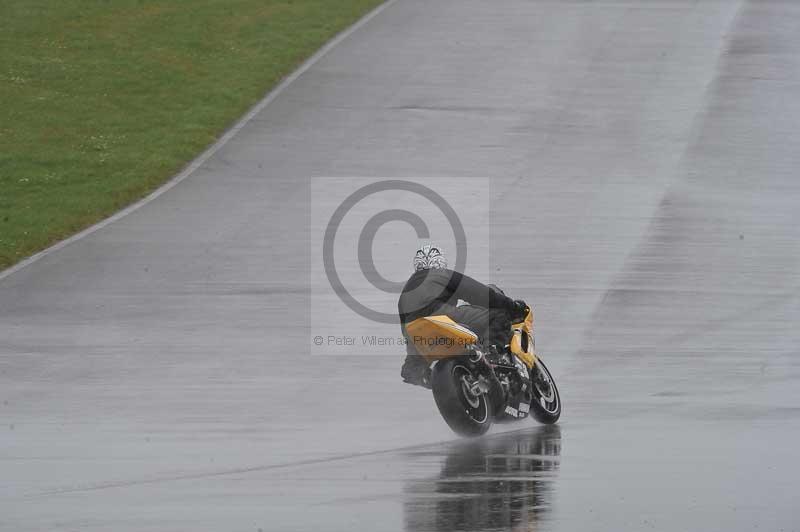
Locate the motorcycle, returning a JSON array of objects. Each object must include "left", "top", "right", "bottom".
[{"left": 406, "top": 305, "right": 561, "bottom": 436}]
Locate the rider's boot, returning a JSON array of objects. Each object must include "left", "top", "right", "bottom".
[{"left": 401, "top": 354, "right": 432, "bottom": 389}]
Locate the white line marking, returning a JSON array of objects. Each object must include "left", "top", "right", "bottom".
[{"left": 0, "top": 0, "right": 398, "bottom": 283}]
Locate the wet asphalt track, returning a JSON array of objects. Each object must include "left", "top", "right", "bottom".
[{"left": 2, "top": 0, "right": 800, "bottom": 530}]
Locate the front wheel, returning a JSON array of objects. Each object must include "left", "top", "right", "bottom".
[
  {"left": 432, "top": 359, "right": 493, "bottom": 437},
  {"left": 529, "top": 357, "right": 561, "bottom": 424}
]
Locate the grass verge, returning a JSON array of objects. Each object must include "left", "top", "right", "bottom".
[{"left": 0, "top": 0, "right": 384, "bottom": 270}]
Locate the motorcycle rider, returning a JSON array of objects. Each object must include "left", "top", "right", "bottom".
[{"left": 398, "top": 244, "right": 528, "bottom": 387}]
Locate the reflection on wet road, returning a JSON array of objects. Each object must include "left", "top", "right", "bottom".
[{"left": 405, "top": 427, "right": 561, "bottom": 532}]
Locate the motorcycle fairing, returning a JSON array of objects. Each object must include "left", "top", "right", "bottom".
[
  {"left": 509, "top": 309, "right": 538, "bottom": 369},
  {"left": 406, "top": 309, "right": 538, "bottom": 369},
  {"left": 405, "top": 315, "right": 478, "bottom": 362}
]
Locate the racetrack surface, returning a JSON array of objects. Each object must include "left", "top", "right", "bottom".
[{"left": 2, "top": 1, "right": 800, "bottom": 531}]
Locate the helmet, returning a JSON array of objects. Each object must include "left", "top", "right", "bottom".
[{"left": 413, "top": 244, "right": 448, "bottom": 271}]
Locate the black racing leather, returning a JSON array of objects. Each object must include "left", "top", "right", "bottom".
[{"left": 398, "top": 269, "right": 517, "bottom": 324}]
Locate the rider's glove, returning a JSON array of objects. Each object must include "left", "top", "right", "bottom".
[{"left": 511, "top": 299, "right": 529, "bottom": 320}]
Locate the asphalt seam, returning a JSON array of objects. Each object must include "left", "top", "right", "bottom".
[
  {"left": 22, "top": 426, "right": 553, "bottom": 498},
  {"left": 0, "top": 0, "right": 399, "bottom": 284}
]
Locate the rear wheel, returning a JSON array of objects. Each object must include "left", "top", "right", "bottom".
[
  {"left": 529, "top": 357, "right": 561, "bottom": 424},
  {"left": 432, "top": 358, "right": 493, "bottom": 437}
]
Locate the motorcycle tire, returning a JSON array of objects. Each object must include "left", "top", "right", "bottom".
[
  {"left": 529, "top": 357, "right": 561, "bottom": 424},
  {"left": 432, "top": 358, "right": 493, "bottom": 437}
]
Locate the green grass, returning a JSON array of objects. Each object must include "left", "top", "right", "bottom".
[{"left": 0, "top": 0, "right": 384, "bottom": 269}]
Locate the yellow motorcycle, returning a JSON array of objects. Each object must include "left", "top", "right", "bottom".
[{"left": 406, "top": 305, "right": 560, "bottom": 436}]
